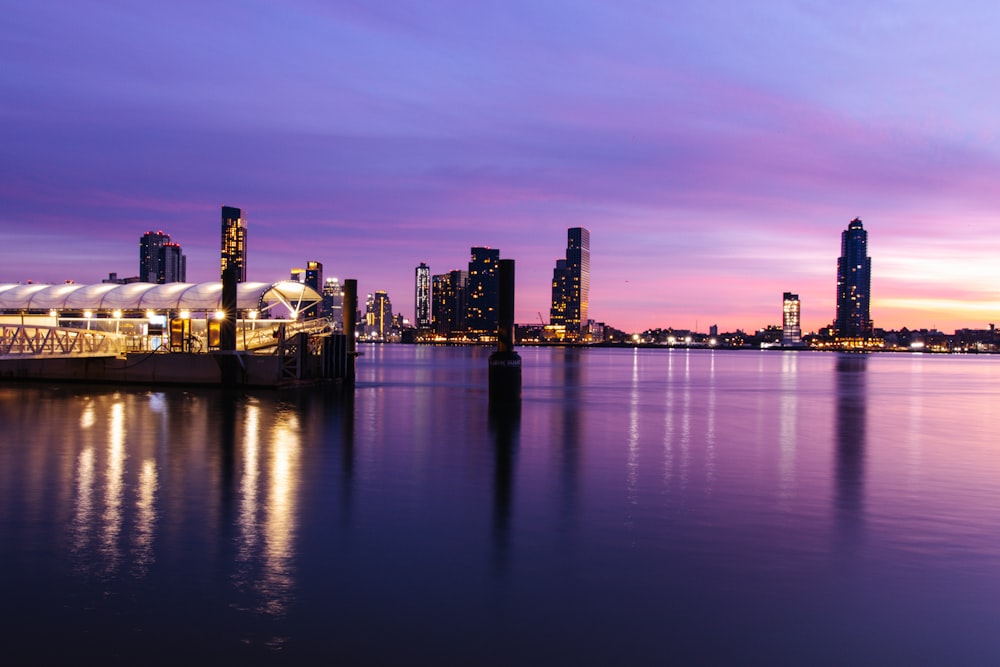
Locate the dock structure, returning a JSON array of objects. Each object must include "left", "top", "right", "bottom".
[{"left": 0, "top": 280, "right": 353, "bottom": 387}]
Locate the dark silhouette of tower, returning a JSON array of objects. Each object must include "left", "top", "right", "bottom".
[
  {"left": 550, "top": 227, "right": 590, "bottom": 340},
  {"left": 835, "top": 218, "right": 872, "bottom": 338},
  {"left": 221, "top": 206, "right": 247, "bottom": 283},
  {"left": 432, "top": 270, "right": 467, "bottom": 335},
  {"left": 139, "top": 231, "right": 186, "bottom": 283},
  {"left": 466, "top": 247, "right": 499, "bottom": 334}
]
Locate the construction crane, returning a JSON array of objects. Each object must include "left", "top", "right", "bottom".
[{"left": 537, "top": 311, "right": 546, "bottom": 326}]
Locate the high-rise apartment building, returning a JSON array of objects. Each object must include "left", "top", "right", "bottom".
[
  {"left": 366, "top": 290, "right": 393, "bottom": 340},
  {"left": 322, "top": 277, "right": 344, "bottom": 330},
  {"left": 139, "top": 231, "right": 186, "bottom": 283},
  {"left": 432, "top": 270, "right": 467, "bottom": 335},
  {"left": 782, "top": 292, "right": 802, "bottom": 346},
  {"left": 415, "top": 262, "right": 431, "bottom": 329},
  {"left": 221, "top": 205, "right": 247, "bottom": 282},
  {"left": 835, "top": 218, "right": 872, "bottom": 338},
  {"left": 304, "top": 261, "right": 323, "bottom": 293},
  {"left": 466, "top": 247, "right": 499, "bottom": 334},
  {"left": 549, "top": 227, "right": 590, "bottom": 339}
]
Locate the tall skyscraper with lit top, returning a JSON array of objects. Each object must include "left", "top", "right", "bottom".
[
  {"left": 550, "top": 227, "right": 590, "bottom": 339},
  {"left": 835, "top": 217, "right": 872, "bottom": 338},
  {"left": 221, "top": 205, "right": 247, "bottom": 282},
  {"left": 415, "top": 262, "right": 431, "bottom": 329}
]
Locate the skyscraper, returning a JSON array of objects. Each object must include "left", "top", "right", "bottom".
[
  {"left": 782, "top": 292, "right": 802, "bottom": 346},
  {"left": 365, "top": 290, "right": 393, "bottom": 340},
  {"left": 415, "top": 262, "right": 431, "bottom": 329},
  {"left": 835, "top": 217, "right": 872, "bottom": 338},
  {"left": 466, "top": 247, "right": 499, "bottom": 334},
  {"left": 432, "top": 270, "right": 467, "bottom": 335},
  {"left": 304, "top": 261, "right": 323, "bottom": 293},
  {"left": 322, "top": 277, "right": 344, "bottom": 330},
  {"left": 139, "top": 231, "right": 186, "bottom": 283},
  {"left": 221, "top": 205, "right": 247, "bottom": 282},
  {"left": 549, "top": 227, "right": 590, "bottom": 339}
]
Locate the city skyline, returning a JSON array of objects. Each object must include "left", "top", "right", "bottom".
[{"left": 3, "top": 2, "right": 1000, "bottom": 333}]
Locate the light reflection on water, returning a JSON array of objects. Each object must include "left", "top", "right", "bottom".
[{"left": 2, "top": 347, "right": 1000, "bottom": 664}]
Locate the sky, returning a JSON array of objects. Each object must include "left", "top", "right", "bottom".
[{"left": 2, "top": 1, "right": 1000, "bottom": 334}]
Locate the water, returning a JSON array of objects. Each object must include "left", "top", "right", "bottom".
[{"left": 2, "top": 346, "right": 1000, "bottom": 665}]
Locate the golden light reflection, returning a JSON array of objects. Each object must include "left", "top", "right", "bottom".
[
  {"left": 72, "top": 447, "right": 95, "bottom": 562},
  {"left": 236, "top": 404, "right": 261, "bottom": 571},
  {"left": 131, "top": 458, "right": 158, "bottom": 577},
  {"left": 101, "top": 402, "right": 126, "bottom": 573},
  {"left": 80, "top": 401, "right": 96, "bottom": 430},
  {"left": 261, "top": 412, "right": 301, "bottom": 616},
  {"left": 235, "top": 403, "right": 301, "bottom": 618}
]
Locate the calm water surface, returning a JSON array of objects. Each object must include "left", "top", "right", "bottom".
[{"left": 2, "top": 346, "right": 999, "bottom": 665}]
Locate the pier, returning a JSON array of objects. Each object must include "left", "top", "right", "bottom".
[{"left": 0, "top": 280, "right": 352, "bottom": 387}]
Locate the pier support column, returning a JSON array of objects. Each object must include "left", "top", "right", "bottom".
[
  {"left": 489, "top": 259, "right": 521, "bottom": 402},
  {"left": 343, "top": 279, "right": 358, "bottom": 384}
]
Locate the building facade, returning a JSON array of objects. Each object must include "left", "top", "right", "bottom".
[
  {"left": 432, "top": 270, "right": 467, "bottom": 335},
  {"left": 466, "top": 247, "right": 499, "bottom": 334},
  {"left": 139, "top": 231, "right": 186, "bottom": 283},
  {"left": 782, "top": 292, "right": 802, "bottom": 346},
  {"left": 365, "top": 290, "right": 393, "bottom": 340},
  {"left": 549, "top": 227, "right": 590, "bottom": 339},
  {"left": 322, "top": 277, "right": 343, "bottom": 331},
  {"left": 415, "top": 262, "right": 431, "bottom": 329},
  {"left": 835, "top": 217, "right": 872, "bottom": 338},
  {"left": 221, "top": 205, "right": 247, "bottom": 282}
]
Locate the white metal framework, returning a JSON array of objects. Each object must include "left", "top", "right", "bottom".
[
  {"left": 0, "top": 324, "right": 124, "bottom": 358},
  {"left": 0, "top": 280, "right": 322, "bottom": 317}
]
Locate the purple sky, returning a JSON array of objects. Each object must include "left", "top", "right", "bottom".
[{"left": 3, "top": 1, "right": 999, "bottom": 333}]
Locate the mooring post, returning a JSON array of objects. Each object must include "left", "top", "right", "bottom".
[
  {"left": 343, "top": 279, "right": 358, "bottom": 384},
  {"left": 489, "top": 259, "right": 521, "bottom": 401},
  {"left": 219, "top": 265, "right": 239, "bottom": 387}
]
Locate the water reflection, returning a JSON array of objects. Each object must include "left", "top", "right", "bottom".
[
  {"left": 101, "top": 400, "right": 126, "bottom": 573},
  {"left": 489, "top": 396, "right": 520, "bottom": 573},
  {"left": 834, "top": 353, "right": 868, "bottom": 543},
  {"left": 777, "top": 352, "right": 798, "bottom": 507}
]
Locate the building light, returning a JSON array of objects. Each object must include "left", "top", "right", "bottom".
[
  {"left": 179, "top": 310, "right": 190, "bottom": 320},
  {"left": 113, "top": 310, "right": 122, "bottom": 319},
  {"left": 214, "top": 310, "right": 226, "bottom": 321}
]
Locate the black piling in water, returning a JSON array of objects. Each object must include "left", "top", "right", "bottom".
[
  {"left": 343, "top": 278, "right": 358, "bottom": 384},
  {"left": 219, "top": 265, "right": 240, "bottom": 387},
  {"left": 489, "top": 259, "right": 521, "bottom": 402}
]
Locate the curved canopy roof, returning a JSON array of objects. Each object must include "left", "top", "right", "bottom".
[{"left": 0, "top": 281, "right": 323, "bottom": 317}]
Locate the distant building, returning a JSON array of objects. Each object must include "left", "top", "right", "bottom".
[
  {"left": 139, "top": 231, "right": 186, "bottom": 283},
  {"left": 221, "top": 205, "right": 247, "bottom": 282},
  {"left": 415, "top": 262, "right": 431, "bottom": 329},
  {"left": 782, "top": 292, "right": 802, "bottom": 346},
  {"left": 466, "top": 247, "right": 499, "bottom": 334},
  {"left": 365, "top": 290, "right": 393, "bottom": 340},
  {"left": 322, "top": 277, "right": 343, "bottom": 330},
  {"left": 103, "top": 272, "right": 141, "bottom": 285},
  {"left": 432, "top": 270, "right": 467, "bottom": 335},
  {"left": 304, "top": 261, "right": 323, "bottom": 293},
  {"left": 835, "top": 217, "right": 872, "bottom": 338},
  {"left": 549, "top": 227, "right": 590, "bottom": 340}
]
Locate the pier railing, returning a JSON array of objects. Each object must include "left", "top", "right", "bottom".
[{"left": 0, "top": 324, "right": 125, "bottom": 358}]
